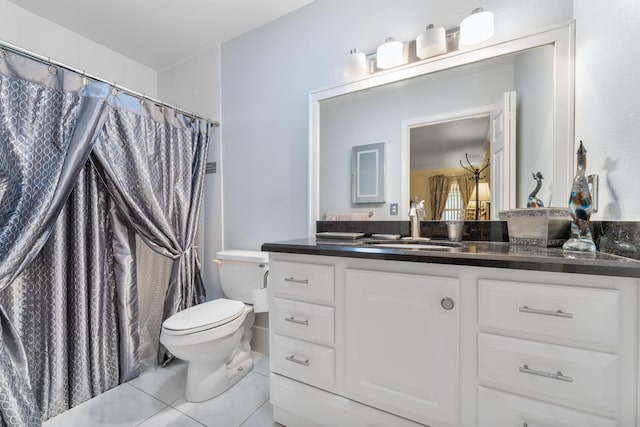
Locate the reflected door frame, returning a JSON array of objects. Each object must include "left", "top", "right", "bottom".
[{"left": 401, "top": 105, "right": 493, "bottom": 220}]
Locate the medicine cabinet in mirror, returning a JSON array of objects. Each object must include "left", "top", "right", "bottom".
[
  {"left": 352, "top": 142, "right": 385, "bottom": 204},
  {"left": 308, "top": 22, "right": 574, "bottom": 236}
]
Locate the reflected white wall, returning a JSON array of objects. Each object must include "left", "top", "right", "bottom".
[
  {"left": 515, "top": 47, "right": 554, "bottom": 207},
  {"left": 319, "top": 60, "right": 515, "bottom": 219}
]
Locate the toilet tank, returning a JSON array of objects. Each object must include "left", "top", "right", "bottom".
[{"left": 216, "top": 250, "right": 269, "bottom": 303}]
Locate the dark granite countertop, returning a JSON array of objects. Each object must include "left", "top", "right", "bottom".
[{"left": 261, "top": 238, "right": 640, "bottom": 278}]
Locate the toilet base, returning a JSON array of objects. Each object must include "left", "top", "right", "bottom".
[{"left": 184, "top": 352, "right": 254, "bottom": 402}]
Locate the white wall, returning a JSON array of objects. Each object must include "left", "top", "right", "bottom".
[
  {"left": 158, "top": 47, "right": 224, "bottom": 299},
  {"left": 574, "top": 1, "right": 640, "bottom": 220},
  {"left": 220, "top": 0, "right": 574, "bottom": 250},
  {"left": 0, "top": 0, "right": 157, "bottom": 97}
]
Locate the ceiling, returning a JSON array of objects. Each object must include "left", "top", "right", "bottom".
[
  {"left": 9, "top": 0, "right": 316, "bottom": 70},
  {"left": 410, "top": 117, "right": 489, "bottom": 171}
]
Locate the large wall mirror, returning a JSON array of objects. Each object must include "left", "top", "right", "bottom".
[{"left": 309, "top": 22, "right": 574, "bottom": 236}]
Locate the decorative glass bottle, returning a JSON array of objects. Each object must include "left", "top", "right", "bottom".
[{"left": 563, "top": 141, "right": 596, "bottom": 252}]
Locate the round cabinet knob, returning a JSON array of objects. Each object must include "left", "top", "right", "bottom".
[{"left": 441, "top": 297, "right": 455, "bottom": 311}]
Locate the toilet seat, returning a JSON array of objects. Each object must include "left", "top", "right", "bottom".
[{"left": 162, "top": 298, "right": 245, "bottom": 336}]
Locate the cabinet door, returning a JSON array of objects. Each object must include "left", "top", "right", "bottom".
[{"left": 344, "top": 269, "right": 459, "bottom": 427}]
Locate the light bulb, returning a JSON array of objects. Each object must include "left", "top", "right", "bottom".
[
  {"left": 460, "top": 7, "right": 494, "bottom": 46},
  {"left": 416, "top": 24, "right": 446, "bottom": 59},
  {"left": 343, "top": 49, "right": 367, "bottom": 78},
  {"left": 376, "top": 37, "right": 404, "bottom": 69}
]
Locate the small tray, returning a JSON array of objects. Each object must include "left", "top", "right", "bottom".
[
  {"left": 371, "top": 234, "right": 401, "bottom": 240},
  {"left": 315, "top": 232, "right": 364, "bottom": 240}
]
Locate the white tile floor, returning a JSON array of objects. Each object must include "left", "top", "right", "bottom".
[{"left": 43, "top": 353, "right": 279, "bottom": 427}]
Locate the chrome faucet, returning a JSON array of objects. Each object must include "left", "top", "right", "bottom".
[{"left": 408, "top": 197, "right": 425, "bottom": 238}]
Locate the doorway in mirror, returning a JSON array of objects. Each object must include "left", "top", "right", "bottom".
[{"left": 407, "top": 92, "right": 515, "bottom": 221}]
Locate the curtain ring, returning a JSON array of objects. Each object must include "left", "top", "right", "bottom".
[
  {"left": 139, "top": 94, "right": 145, "bottom": 106},
  {"left": 47, "top": 58, "right": 57, "bottom": 75},
  {"left": 111, "top": 83, "right": 118, "bottom": 96},
  {"left": 81, "top": 70, "right": 88, "bottom": 86}
]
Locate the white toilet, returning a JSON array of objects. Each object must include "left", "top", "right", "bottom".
[{"left": 160, "top": 250, "right": 269, "bottom": 402}]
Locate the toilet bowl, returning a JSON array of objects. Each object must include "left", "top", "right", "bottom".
[{"left": 159, "top": 250, "right": 268, "bottom": 402}]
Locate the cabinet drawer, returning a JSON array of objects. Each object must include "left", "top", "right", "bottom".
[
  {"left": 271, "top": 261, "right": 334, "bottom": 303},
  {"left": 271, "top": 334, "right": 335, "bottom": 389},
  {"left": 478, "top": 333, "right": 619, "bottom": 412},
  {"left": 272, "top": 297, "right": 334, "bottom": 346},
  {"left": 478, "top": 279, "right": 619, "bottom": 346},
  {"left": 478, "top": 386, "right": 618, "bottom": 427}
]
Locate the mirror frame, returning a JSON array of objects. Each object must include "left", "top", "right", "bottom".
[{"left": 308, "top": 21, "right": 575, "bottom": 237}]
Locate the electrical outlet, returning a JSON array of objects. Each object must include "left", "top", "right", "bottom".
[{"left": 390, "top": 203, "right": 398, "bottom": 215}]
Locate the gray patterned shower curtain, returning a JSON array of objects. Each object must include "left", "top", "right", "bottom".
[
  {"left": 93, "top": 99, "right": 211, "bottom": 366},
  {"left": 0, "top": 50, "right": 212, "bottom": 425},
  {"left": 1, "top": 163, "right": 121, "bottom": 420},
  {"left": 0, "top": 52, "right": 110, "bottom": 426}
]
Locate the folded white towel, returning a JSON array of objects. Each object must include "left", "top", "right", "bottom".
[{"left": 323, "top": 212, "right": 371, "bottom": 221}]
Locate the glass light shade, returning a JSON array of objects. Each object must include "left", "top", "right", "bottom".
[
  {"left": 343, "top": 49, "right": 367, "bottom": 78},
  {"left": 416, "top": 24, "right": 446, "bottom": 59},
  {"left": 460, "top": 8, "right": 494, "bottom": 46},
  {"left": 376, "top": 38, "right": 404, "bottom": 69}
]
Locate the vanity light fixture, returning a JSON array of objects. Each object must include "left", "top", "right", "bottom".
[
  {"left": 459, "top": 7, "right": 494, "bottom": 46},
  {"left": 376, "top": 37, "right": 404, "bottom": 69},
  {"left": 343, "top": 49, "right": 367, "bottom": 78},
  {"left": 343, "top": 7, "right": 494, "bottom": 79},
  {"left": 416, "top": 24, "right": 447, "bottom": 59}
]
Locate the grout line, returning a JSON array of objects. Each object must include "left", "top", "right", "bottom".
[
  {"left": 108, "top": 383, "right": 165, "bottom": 426},
  {"left": 130, "top": 386, "right": 204, "bottom": 427},
  {"left": 127, "top": 381, "right": 176, "bottom": 405},
  {"left": 168, "top": 394, "right": 186, "bottom": 406},
  {"left": 238, "top": 397, "right": 270, "bottom": 427},
  {"left": 126, "top": 363, "right": 188, "bottom": 405},
  {"left": 169, "top": 407, "right": 208, "bottom": 427},
  {"left": 134, "top": 405, "right": 206, "bottom": 427},
  {"left": 134, "top": 403, "right": 169, "bottom": 426}
]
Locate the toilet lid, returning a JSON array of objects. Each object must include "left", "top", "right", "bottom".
[{"left": 163, "top": 298, "right": 245, "bottom": 335}]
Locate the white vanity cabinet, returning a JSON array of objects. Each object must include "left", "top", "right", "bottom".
[
  {"left": 267, "top": 252, "right": 639, "bottom": 427},
  {"left": 477, "top": 277, "right": 637, "bottom": 426},
  {"left": 344, "top": 269, "right": 459, "bottom": 426},
  {"left": 269, "top": 259, "right": 336, "bottom": 391}
]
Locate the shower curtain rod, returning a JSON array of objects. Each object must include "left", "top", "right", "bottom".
[{"left": 0, "top": 38, "right": 220, "bottom": 126}]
